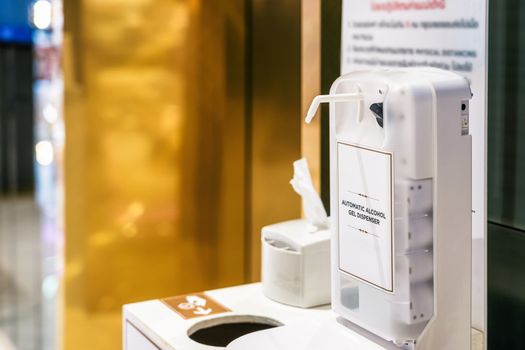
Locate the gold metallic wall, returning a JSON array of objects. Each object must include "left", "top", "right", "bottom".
[
  {"left": 63, "top": 0, "right": 315, "bottom": 347},
  {"left": 63, "top": 0, "right": 248, "bottom": 348},
  {"left": 301, "top": 0, "right": 321, "bottom": 190}
]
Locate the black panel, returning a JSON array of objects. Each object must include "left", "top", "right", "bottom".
[
  {"left": 320, "top": 1, "right": 342, "bottom": 215},
  {"left": 0, "top": 43, "right": 34, "bottom": 194},
  {"left": 488, "top": 0, "right": 525, "bottom": 230},
  {"left": 487, "top": 1, "right": 525, "bottom": 347},
  {"left": 488, "top": 223, "right": 525, "bottom": 349}
]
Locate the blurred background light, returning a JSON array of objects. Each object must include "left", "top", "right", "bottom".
[
  {"left": 43, "top": 103, "right": 58, "bottom": 123},
  {"left": 36, "top": 140, "right": 54, "bottom": 165},
  {"left": 32, "top": 0, "right": 52, "bottom": 30},
  {"left": 42, "top": 274, "right": 59, "bottom": 299}
]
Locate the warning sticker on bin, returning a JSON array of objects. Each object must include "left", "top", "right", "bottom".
[{"left": 161, "top": 293, "right": 231, "bottom": 319}]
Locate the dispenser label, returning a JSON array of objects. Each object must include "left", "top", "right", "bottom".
[
  {"left": 161, "top": 293, "right": 231, "bottom": 319},
  {"left": 337, "top": 142, "right": 394, "bottom": 292}
]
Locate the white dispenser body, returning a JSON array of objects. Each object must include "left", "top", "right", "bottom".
[{"left": 311, "top": 68, "right": 472, "bottom": 348}]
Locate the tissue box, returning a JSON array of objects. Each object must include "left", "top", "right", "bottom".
[{"left": 261, "top": 219, "right": 331, "bottom": 308}]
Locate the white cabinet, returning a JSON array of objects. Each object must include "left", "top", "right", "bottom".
[{"left": 125, "top": 321, "right": 159, "bottom": 350}]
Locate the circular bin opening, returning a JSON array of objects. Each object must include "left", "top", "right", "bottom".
[{"left": 188, "top": 315, "right": 282, "bottom": 347}]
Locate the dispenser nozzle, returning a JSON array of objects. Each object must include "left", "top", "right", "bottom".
[{"left": 305, "top": 93, "right": 364, "bottom": 123}]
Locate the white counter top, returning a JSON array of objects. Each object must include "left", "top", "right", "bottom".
[{"left": 123, "top": 283, "right": 483, "bottom": 350}]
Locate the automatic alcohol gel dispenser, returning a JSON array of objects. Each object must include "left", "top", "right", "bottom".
[{"left": 305, "top": 68, "right": 473, "bottom": 349}]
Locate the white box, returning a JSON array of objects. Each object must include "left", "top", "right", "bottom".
[{"left": 261, "top": 219, "right": 330, "bottom": 308}]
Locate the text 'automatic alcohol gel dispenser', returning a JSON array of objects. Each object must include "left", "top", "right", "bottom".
[{"left": 306, "top": 68, "right": 472, "bottom": 349}]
